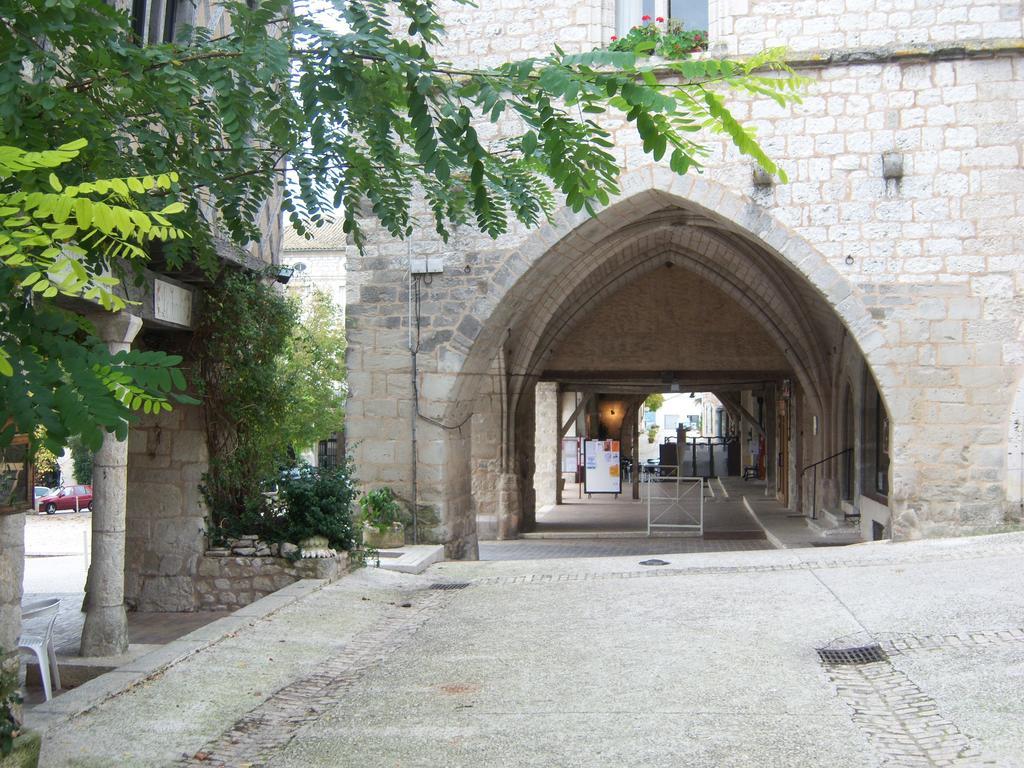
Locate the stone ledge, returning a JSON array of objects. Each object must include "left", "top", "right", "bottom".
[{"left": 195, "top": 553, "right": 346, "bottom": 611}]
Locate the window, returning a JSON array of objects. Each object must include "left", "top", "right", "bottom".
[
  {"left": 668, "top": 0, "right": 708, "bottom": 30},
  {"left": 874, "top": 392, "right": 889, "bottom": 496},
  {"left": 616, "top": 0, "right": 655, "bottom": 37},
  {"left": 129, "top": 0, "right": 193, "bottom": 45},
  {"left": 861, "top": 375, "right": 889, "bottom": 500},
  {"left": 840, "top": 388, "right": 854, "bottom": 501},
  {"left": 318, "top": 433, "right": 341, "bottom": 469}
]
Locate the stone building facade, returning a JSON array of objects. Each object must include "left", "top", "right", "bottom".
[{"left": 345, "top": 0, "right": 1024, "bottom": 557}]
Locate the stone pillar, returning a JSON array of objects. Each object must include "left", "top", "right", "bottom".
[
  {"left": 496, "top": 472, "right": 521, "bottom": 540},
  {"left": 533, "top": 382, "right": 558, "bottom": 509},
  {"left": 1, "top": 513, "right": 25, "bottom": 710},
  {"left": 80, "top": 312, "right": 142, "bottom": 657}
]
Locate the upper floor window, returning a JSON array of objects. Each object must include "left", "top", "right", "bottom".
[
  {"left": 668, "top": 0, "right": 708, "bottom": 31},
  {"left": 130, "top": 0, "right": 193, "bottom": 45},
  {"left": 615, "top": 0, "right": 655, "bottom": 37},
  {"left": 616, "top": 1, "right": 709, "bottom": 38}
]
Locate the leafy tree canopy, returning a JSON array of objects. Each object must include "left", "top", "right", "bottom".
[
  {"left": 1, "top": 0, "right": 801, "bottom": 253},
  {"left": 0, "top": 141, "right": 196, "bottom": 452},
  {"left": 644, "top": 393, "right": 665, "bottom": 412},
  {"left": 0, "top": 0, "right": 803, "bottom": 450}
]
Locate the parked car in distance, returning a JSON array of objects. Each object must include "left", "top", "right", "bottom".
[
  {"left": 33, "top": 486, "right": 53, "bottom": 512},
  {"left": 37, "top": 485, "right": 92, "bottom": 515}
]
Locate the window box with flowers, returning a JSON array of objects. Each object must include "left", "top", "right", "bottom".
[{"left": 608, "top": 16, "right": 708, "bottom": 60}]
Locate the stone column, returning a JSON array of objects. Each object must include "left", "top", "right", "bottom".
[
  {"left": 496, "top": 472, "right": 521, "bottom": 540},
  {"left": 80, "top": 312, "right": 142, "bottom": 657},
  {"left": 1, "top": 513, "right": 25, "bottom": 711},
  {"left": 532, "top": 382, "right": 558, "bottom": 509}
]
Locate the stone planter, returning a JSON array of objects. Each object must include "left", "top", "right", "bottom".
[
  {"left": 0, "top": 730, "right": 41, "bottom": 768},
  {"left": 297, "top": 535, "right": 335, "bottom": 558},
  {"left": 362, "top": 522, "right": 405, "bottom": 549}
]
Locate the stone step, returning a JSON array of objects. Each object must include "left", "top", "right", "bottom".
[
  {"left": 372, "top": 544, "right": 445, "bottom": 574},
  {"left": 806, "top": 510, "right": 861, "bottom": 540}
]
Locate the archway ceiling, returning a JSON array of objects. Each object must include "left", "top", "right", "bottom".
[{"left": 504, "top": 205, "right": 845, "bottom": 408}]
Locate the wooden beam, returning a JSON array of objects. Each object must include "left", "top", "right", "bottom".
[
  {"left": 719, "top": 392, "right": 765, "bottom": 436},
  {"left": 560, "top": 393, "right": 594, "bottom": 438}
]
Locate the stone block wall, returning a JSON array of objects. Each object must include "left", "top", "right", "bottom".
[
  {"left": 125, "top": 403, "right": 209, "bottom": 612},
  {"left": 433, "top": 0, "right": 1024, "bottom": 68},
  {"left": 194, "top": 554, "right": 344, "bottom": 611},
  {"left": 712, "top": 0, "right": 1024, "bottom": 57}
]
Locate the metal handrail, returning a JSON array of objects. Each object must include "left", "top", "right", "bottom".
[
  {"left": 801, "top": 447, "right": 853, "bottom": 475},
  {"left": 800, "top": 447, "right": 853, "bottom": 520}
]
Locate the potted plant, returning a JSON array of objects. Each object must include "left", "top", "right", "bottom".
[
  {"left": 607, "top": 16, "right": 708, "bottom": 60},
  {"left": 1, "top": 652, "right": 40, "bottom": 768},
  {"left": 359, "top": 487, "right": 405, "bottom": 549}
]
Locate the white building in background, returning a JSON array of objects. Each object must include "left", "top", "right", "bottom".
[
  {"left": 281, "top": 220, "right": 347, "bottom": 317},
  {"left": 644, "top": 392, "right": 725, "bottom": 438}
]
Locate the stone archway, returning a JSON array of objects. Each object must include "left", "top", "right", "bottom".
[{"left": 434, "top": 170, "right": 899, "bottom": 553}]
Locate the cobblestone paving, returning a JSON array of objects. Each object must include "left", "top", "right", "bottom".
[
  {"left": 479, "top": 537, "right": 772, "bottom": 561},
  {"left": 179, "top": 588, "right": 455, "bottom": 767},
  {"left": 824, "top": 661, "right": 990, "bottom": 767},
  {"left": 471, "top": 541, "right": 1024, "bottom": 585},
  {"left": 878, "top": 628, "right": 1024, "bottom": 656},
  {"left": 818, "top": 628, "right": 1024, "bottom": 766}
]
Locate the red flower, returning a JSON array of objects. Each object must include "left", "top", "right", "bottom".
[
  {"left": 656, "top": 16, "right": 664, "bottom": 22},
  {"left": 610, "top": 35, "right": 618, "bottom": 40},
  {"left": 695, "top": 33, "right": 702, "bottom": 40},
  {"left": 641, "top": 14, "right": 651, "bottom": 21}
]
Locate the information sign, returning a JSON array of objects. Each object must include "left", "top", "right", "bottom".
[{"left": 584, "top": 439, "right": 621, "bottom": 494}]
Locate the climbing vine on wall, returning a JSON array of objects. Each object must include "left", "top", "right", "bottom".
[{"left": 193, "top": 270, "right": 346, "bottom": 541}]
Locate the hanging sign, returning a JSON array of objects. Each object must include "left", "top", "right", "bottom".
[{"left": 584, "top": 439, "right": 621, "bottom": 494}]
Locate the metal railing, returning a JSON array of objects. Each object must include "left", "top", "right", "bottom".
[
  {"left": 643, "top": 467, "right": 703, "bottom": 535},
  {"left": 800, "top": 447, "right": 853, "bottom": 520}
]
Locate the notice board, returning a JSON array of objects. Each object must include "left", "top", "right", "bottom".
[{"left": 584, "top": 439, "right": 621, "bottom": 494}]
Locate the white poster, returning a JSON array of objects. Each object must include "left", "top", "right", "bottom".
[
  {"left": 562, "top": 438, "right": 580, "bottom": 474},
  {"left": 584, "top": 439, "right": 621, "bottom": 494}
]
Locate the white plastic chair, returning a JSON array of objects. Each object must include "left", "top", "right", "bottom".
[{"left": 19, "top": 598, "right": 62, "bottom": 701}]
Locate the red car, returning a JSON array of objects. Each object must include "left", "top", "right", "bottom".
[{"left": 38, "top": 485, "right": 92, "bottom": 514}]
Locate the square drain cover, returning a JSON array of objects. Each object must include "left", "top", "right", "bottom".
[
  {"left": 817, "top": 643, "right": 888, "bottom": 665},
  {"left": 429, "top": 582, "right": 471, "bottom": 590}
]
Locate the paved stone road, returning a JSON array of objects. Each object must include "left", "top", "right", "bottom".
[
  {"left": 479, "top": 536, "right": 773, "bottom": 560},
  {"left": 37, "top": 533, "right": 1024, "bottom": 767}
]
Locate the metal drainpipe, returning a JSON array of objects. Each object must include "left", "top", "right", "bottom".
[
  {"left": 408, "top": 266, "right": 419, "bottom": 545},
  {"left": 410, "top": 348, "right": 420, "bottom": 545}
]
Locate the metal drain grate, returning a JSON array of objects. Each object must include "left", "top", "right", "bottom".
[
  {"left": 817, "top": 643, "right": 888, "bottom": 665},
  {"left": 429, "top": 582, "right": 471, "bottom": 590},
  {"left": 639, "top": 559, "right": 670, "bottom": 566}
]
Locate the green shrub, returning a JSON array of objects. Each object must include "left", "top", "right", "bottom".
[
  {"left": 274, "top": 462, "right": 358, "bottom": 551},
  {"left": 69, "top": 435, "right": 93, "bottom": 485}
]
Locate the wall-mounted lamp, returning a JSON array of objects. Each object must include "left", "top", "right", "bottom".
[{"left": 274, "top": 265, "right": 295, "bottom": 284}]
